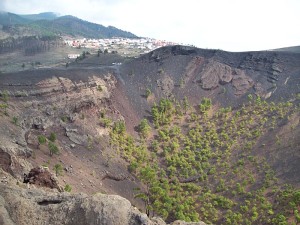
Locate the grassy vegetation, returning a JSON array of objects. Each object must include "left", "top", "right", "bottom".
[
  {"left": 48, "top": 132, "right": 57, "bottom": 142},
  {"left": 109, "top": 96, "right": 299, "bottom": 224},
  {"left": 64, "top": 184, "right": 72, "bottom": 192},
  {"left": 53, "top": 163, "right": 63, "bottom": 176},
  {"left": 38, "top": 135, "right": 47, "bottom": 145},
  {"left": 48, "top": 141, "right": 59, "bottom": 156}
]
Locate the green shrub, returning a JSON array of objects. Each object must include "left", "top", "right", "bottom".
[
  {"left": 61, "top": 116, "right": 68, "bottom": 122},
  {"left": 64, "top": 184, "right": 72, "bottom": 192},
  {"left": 49, "top": 132, "right": 57, "bottom": 142},
  {"left": 0, "top": 90, "right": 9, "bottom": 102},
  {"left": 128, "top": 161, "right": 138, "bottom": 173},
  {"left": 38, "top": 135, "right": 47, "bottom": 144},
  {"left": 101, "top": 117, "right": 112, "bottom": 128},
  {"left": 12, "top": 116, "right": 18, "bottom": 125},
  {"left": 53, "top": 163, "right": 63, "bottom": 176},
  {"left": 138, "top": 119, "right": 151, "bottom": 138},
  {"left": 97, "top": 85, "right": 103, "bottom": 92},
  {"left": 48, "top": 142, "right": 59, "bottom": 156},
  {"left": 145, "top": 88, "right": 152, "bottom": 98}
]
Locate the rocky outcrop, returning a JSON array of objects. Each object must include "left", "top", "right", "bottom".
[
  {"left": 31, "top": 116, "right": 53, "bottom": 130},
  {"left": 198, "top": 60, "right": 254, "bottom": 95},
  {"left": 0, "top": 182, "right": 206, "bottom": 225},
  {"left": 65, "top": 128, "right": 88, "bottom": 145},
  {"left": 149, "top": 45, "right": 197, "bottom": 62},
  {"left": 0, "top": 119, "right": 32, "bottom": 179},
  {"left": 0, "top": 71, "right": 117, "bottom": 179},
  {"left": 231, "top": 69, "right": 254, "bottom": 96},
  {"left": 0, "top": 149, "right": 13, "bottom": 175},
  {"left": 200, "top": 60, "right": 233, "bottom": 90},
  {"left": 101, "top": 171, "right": 129, "bottom": 181},
  {"left": 23, "top": 167, "right": 61, "bottom": 191},
  {"left": 157, "top": 75, "right": 175, "bottom": 97}
]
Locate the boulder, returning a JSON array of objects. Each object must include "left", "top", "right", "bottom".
[
  {"left": 31, "top": 116, "right": 53, "bottom": 130},
  {"left": 0, "top": 149, "right": 13, "bottom": 175},
  {"left": 66, "top": 130, "right": 88, "bottom": 145},
  {"left": 0, "top": 183, "right": 207, "bottom": 225},
  {"left": 200, "top": 60, "right": 233, "bottom": 90},
  {"left": 231, "top": 69, "right": 254, "bottom": 96},
  {"left": 23, "top": 167, "right": 61, "bottom": 191}
]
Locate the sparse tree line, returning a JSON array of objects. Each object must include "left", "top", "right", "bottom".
[{"left": 0, "top": 36, "right": 61, "bottom": 55}]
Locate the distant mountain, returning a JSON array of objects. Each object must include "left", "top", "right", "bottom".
[
  {"left": 0, "top": 11, "right": 30, "bottom": 25},
  {"left": 272, "top": 45, "right": 300, "bottom": 53},
  {"left": 19, "top": 12, "right": 58, "bottom": 21},
  {"left": 0, "top": 11, "right": 137, "bottom": 39},
  {"left": 29, "top": 15, "right": 137, "bottom": 38}
]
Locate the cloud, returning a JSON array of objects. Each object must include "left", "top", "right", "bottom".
[
  {"left": 1, "top": 0, "right": 300, "bottom": 51},
  {"left": 0, "top": 1, "right": 4, "bottom": 11}
]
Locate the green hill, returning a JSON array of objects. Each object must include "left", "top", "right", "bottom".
[
  {"left": 0, "top": 11, "right": 30, "bottom": 25},
  {"left": 0, "top": 11, "right": 137, "bottom": 39},
  {"left": 29, "top": 15, "right": 137, "bottom": 38},
  {"left": 19, "top": 12, "right": 58, "bottom": 21}
]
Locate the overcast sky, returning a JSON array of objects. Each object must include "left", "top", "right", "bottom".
[{"left": 1, "top": 0, "right": 300, "bottom": 52}]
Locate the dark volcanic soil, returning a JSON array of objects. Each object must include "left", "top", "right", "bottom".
[{"left": 117, "top": 45, "right": 300, "bottom": 119}]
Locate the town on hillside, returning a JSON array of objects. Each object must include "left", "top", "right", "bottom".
[{"left": 64, "top": 37, "right": 180, "bottom": 58}]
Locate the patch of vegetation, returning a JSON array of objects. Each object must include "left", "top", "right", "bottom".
[
  {"left": 42, "top": 159, "right": 51, "bottom": 168},
  {"left": 12, "top": 116, "right": 18, "bottom": 125},
  {"left": 48, "top": 142, "right": 59, "bottom": 156},
  {"left": 179, "top": 78, "right": 185, "bottom": 88},
  {"left": 53, "top": 163, "right": 63, "bottom": 176},
  {"left": 97, "top": 85, "right": 103, "bottom": 92},
  {"left": 15, "top": 91, "right": 28, "bottom": 97},
  {"left": 64, "top": 184, "right": 72, "bottom": 192},
  {"left": 158, "top": 68, "right": 164, "bottom": 74},
  {"left": 145, "top": 88, "right": 152, "bottom": 99},
  {"left": 75, "top": 51, "right": 88, "bottom": 61},
  {"left": 0, "top": 103, "right": 8, "bottom": 115},
  {"left": 61, "top": 115, "right": 68, "bottom": 122},
  {"left": 109, "top": 96, "right": 300, "bottom": 224},
  {"left": 0, "top": 90, "right": 9, "bottom": 102},
  {"left": 38, "top": 135, "right": 47, "bottom": 144},
  {"left": 138, "top": 119, "right": 151, "bottom": 139},
  {"left": 100, "top": 117, "right": 112, "bottom": 128},
  {"left": 87, "top": 136, "right": 94, "bottom": 150},
  {"left": 48, "top": 132, "right": 57, "bottom": 142}
]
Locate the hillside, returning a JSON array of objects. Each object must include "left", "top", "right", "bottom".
[
  {"left": 0, "top": 11, "right": 58, "bottom": 26},
  {"left": 273, "top": 46, "right": 300, "bottom": 53},
  {"left": 0, "top": 12, "right": 137, "bottom": 58},
  {"left": 113, "top": 46, "right": 300, "bottom": 223},
  {"left": 116, "top": 46, "right": 300, "bottom": 122},
  {"left": 0, "top": 11, "right": 137, "bottom": 39},
  {"left": 0, "top": 11, "right": 137, "bottom": 57},
  {"left": 30, "top": 15, "right": 137, "bottom": 38},
  {"left": 0, "top": 46, "right": 299, "bottom": 225},
  {"left": 0, "top": 11, "right": 31, "bottom": 25}
]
